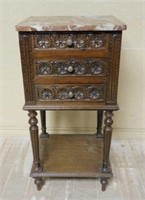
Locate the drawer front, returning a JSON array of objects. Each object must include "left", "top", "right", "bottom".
[
  {"left": 33, "top": 32, "right": 108, "bottom": 50},
  {"left": 35, "top": 58, "right": 107, "bottom": 76},
  {"left": 36, "top": 84, "right": 106, "bottom": 102},
  {"left": 19, "top": 31, "right": 122, "bottom": 106}
]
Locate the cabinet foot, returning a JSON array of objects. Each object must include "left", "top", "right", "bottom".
[
  {"left": 100, "top": 178, "right": 109, "bottom": 191},
  {"left": 40, "top": 132, "right": 49, "bottom": 138},
  {"left": 34, "top": 178, "right": 44, "bottom": 191}
]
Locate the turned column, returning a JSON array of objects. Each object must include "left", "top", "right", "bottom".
[
  {"left": 28, "top": 110, "right": 42, "bottom": 172},
  {"left": 100, "top": 110, "right": 113, "bottom": 191},
  {"left": 40, "top": 110, "right": 49, "bottom": 138},
  {"left": 102, "top": 110, "right": 113, "bottom": 171}
]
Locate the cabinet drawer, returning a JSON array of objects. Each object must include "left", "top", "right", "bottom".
[
  {"left": 35, "top": 58, "right": 107, "bottom": 76},
  {"left": 36, "top": 84, "right": 106, "bottom": 102},
  {"left": 33, "top": 32, "right": 108, "bottom": 50}
]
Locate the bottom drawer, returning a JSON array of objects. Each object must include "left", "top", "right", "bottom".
[{"left": 36, "top": 84, "right": 106, "bottom": 102}]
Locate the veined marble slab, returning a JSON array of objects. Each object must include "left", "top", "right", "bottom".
[{"left": 16, "top": 16, "right": 127, "bottom": 32}]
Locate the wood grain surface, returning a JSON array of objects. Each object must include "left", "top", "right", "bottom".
[{"left": 31, "top": 134, "right": 112, "bottom": 178}]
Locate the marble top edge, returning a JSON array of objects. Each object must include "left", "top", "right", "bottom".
[{"left": 16, "top": 16, "right": 127, "bottom": 32}]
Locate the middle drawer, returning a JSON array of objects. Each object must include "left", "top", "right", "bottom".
[{"left": 34, "top": 58, "right": 108, "bottom": 77}]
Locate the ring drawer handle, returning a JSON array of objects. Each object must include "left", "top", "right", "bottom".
[
  {"left": 66, "top": 38, "right": 73, "bottom": 47},
  {"left": 68, "top": 91, "right": 74, "bottom": 99}
]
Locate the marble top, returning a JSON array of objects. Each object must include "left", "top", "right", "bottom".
[{"left": 16, "top": 16, "right": 127, "bottom": 32}]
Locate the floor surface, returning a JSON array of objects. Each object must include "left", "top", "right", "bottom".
[{"left": 0, "top": 134, "right": 145, "bottom": 200}]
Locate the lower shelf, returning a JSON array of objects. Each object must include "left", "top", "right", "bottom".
[{"left": 31, "top": 134, "right": 112, "bottom": 178}]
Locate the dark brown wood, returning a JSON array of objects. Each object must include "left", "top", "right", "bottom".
[
  {"left": 31, "top": 134, "right": 112, "bottom": 179},
  {"left": 33, "top": 32, "right": 108, "bottom": 50},
  {"left": 17, "top": 16, "right": 126, "bottom": 191},
  {"left": 28, "top": 110, "right": 42, "bottom": 172},
  {"left": 19, "top": 31, "right": 122, "bottom": 106},
  {"left": 35, "top": 76, "right": 107, "bottom": 85},
  {"left": 106, "top": 33, "right": 122, "bottom": 105},
  {"left": 100, "top": 177, "right": 109, "bottom": 191},
  {"left": 36, "top": 84, "right": 105, "bottom": 102},
  {"left": 33, "top": 49, "right": 108, "bottom": 58},
  {"left": 99, "top": 110, "right": 114, "bottom": 191},
  {"left": 96, "top": 110, "right": 104, "bottom": 137},
  {"left": 35, "top": 58, "right": 107, "bottom": 76},
  {"left": 34, "top": 177, "right": 44, "bottom": 191},
  {"left": 40, "top": 110, "right": 49, "bottom": 138},
  {"left": 102, "top": 110, "right": 113, "bottom": 172},
  {"left": 23, "top": 102, "right": 119, "bottom": 111},
  {"left": 19, "top": 33, "right": 36, "bottom": 102}
]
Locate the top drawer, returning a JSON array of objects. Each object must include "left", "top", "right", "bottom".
[{"left": 32, "top": 32, "right": 108, "bottom": 50}]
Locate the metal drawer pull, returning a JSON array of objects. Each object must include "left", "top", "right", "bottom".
[
  {"left": 68, "top": 91, "right": 74, "bottom": 98},
  {"left": 66, "top": 38, "right": 73, "bottom": 47},
  {"left": 67, "top": 66, "right": 74, "bottom": 73}
]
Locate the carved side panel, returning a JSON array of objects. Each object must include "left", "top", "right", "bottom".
[
  {"left": 111, "top": 33, "right": 122, "bottom": 102},
  {"left": 35, "top": 59, "right": 107, "bottom": 76},
  {"left": 36, "top": 85, "right": 105, "bottom": 101},
  {"left": 19, "top": 33, "right": 35, "bottom": 102},
  {"left": 106, "top": 32, "right": 122, "bottom": 105},
  {"left": 33, "top": 32, "right": 107, "bottom": 49}
]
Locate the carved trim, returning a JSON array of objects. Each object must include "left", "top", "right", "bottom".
[
  {"left": 105, "top": 34, "right": 113, "bottom": 103},
  {"left": 35, "top": 59, "right": 107, "bottom": 76},
  {"left": 36, "top": 84, "right": 105, "bottom": 101},
  {"left": 106, "top": 32, "right": 122, "bottom": 105},
  {"left": 111, "top": 33, "right": 122, "bottom": 102},
  {"left": 33, "top": 32, "right": 107, "bottom": 49},
  {"left": 19, "top": 33, "right": 35, "bottom": 101},
  {"left": 36, "top": 35, "right": 51, "bottom": 48}
]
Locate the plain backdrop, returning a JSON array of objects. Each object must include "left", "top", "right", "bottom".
[{"left": 1, "top": 0, "right": 145, "bottom": 138}]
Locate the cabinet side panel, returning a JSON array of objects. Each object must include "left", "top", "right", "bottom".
[
  {"left": 106, "top": 32, "right": 122, "bottom": 105},
  {"left": 19, "top": 32, "right": 36, "bottom": 102}
]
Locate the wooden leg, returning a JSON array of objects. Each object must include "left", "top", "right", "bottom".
[
  {"left": 96, "top": 110, "right": 103, "bottom": 137},
  {"left": 102, "top": 110, "right": 113, "bottom": 172},
  {"left": 40, "top": 110, "right": 49, "bottom": 138},
  {"left": 28, "top": 110, "right": 42, "bottom": 172},
  {"left": 100, "top": 178, "right": 109, "bottom": 191},
  {"left": 34, "top": 177, "right": 44, "bottom": 191},
  {"left": 100, "top": 110, "right": 113, "bottom": 191}
]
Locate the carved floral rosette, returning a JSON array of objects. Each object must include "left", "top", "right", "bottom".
[
  {"left": 33, "top": 33, "right": 107, "bottom": 49},
  {"left": 37, "top": 85, "right": 105, "bottom": 101},
  {"left": 35, "top": 59, "right": 107, "bottom": 76}
]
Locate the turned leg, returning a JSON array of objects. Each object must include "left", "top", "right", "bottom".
[
  {"left": 40, "top": 110, "right": 49, "bottom": 138},
  {"left": 100, "top": 110, "right": 113, "bottom": 191},
  {"left": 28, "top": 110, "right": 42, "bottom": 172},
  {"left": 96, "top": 110, "right": 103, "bottom": 137},
  {"left": 102, "top": 110, "right": 113, "bottom": 172},
  {"left": 34, "top": 177, "right": 44, "bottom": 191}
]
